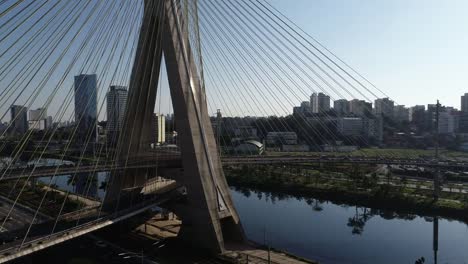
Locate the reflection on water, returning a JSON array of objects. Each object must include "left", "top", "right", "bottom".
[
  {"left": 38, "top": 173, "right": 460, "bottom": 263},
  {"left": 230, "top": 187, "right": 468, "bottom": 264},
  {"left": 38, "top": 172, "right": 108, "bottom": 201}
]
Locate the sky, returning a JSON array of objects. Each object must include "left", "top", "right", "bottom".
[
  {"left": 269, "top": 0, "right": 468, "bottom": 109},
  {"left": 1, "top": 0, "right": 468, "bottom": 122}
]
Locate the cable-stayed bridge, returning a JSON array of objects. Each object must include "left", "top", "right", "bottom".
[
  {"left": 0, "top": 0, "right": 452, "bottom": 262},
  {"left": 1, "top": 154, "right": 467, "bottom": 182}
]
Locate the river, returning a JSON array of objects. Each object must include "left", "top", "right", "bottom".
[
  {"left": 230, "top": 187, "right": 468, "bottom": 264},
  {"left": 37, "top": 172, "right": 468, "bottom": 264}
]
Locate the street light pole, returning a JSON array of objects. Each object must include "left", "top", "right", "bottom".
[{"left": 434, "top": 100, "right": 441, "bottom": 200}]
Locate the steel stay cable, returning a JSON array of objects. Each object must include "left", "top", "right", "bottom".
[
  {"left": 10, "top": 0, "right": 136, "bottom": 236},
  {"left": 194, "top": 13, "right": 318, "bottom": 151},
  {"left": 0, "top": 0, "right": 96, "bottom": 184},
  {"left": 197, "top": 4, "right": 335, "bottom": 151},
  {"left": 104, "top": 0, "right": 165, "bottom": 216},
  {"left": 184, "top": 8, "right": 262, "bottom": 156},
  {"left": 0, "top": 0, "right": 88, "bottom": 152},
  {"left": 3, "top": 0, "right": 111, "bottom": 245},
  {"left": 205, "top": 1, "right": 350, "bottom": 148},
  {"left": 0, "top": 0, "right": 25, "bottom": 19},
  {"left": 249, "top": 0, "right": 408, "bottom": 160},
  {"left": 246, "top": 0, "right": 415, "bottom": 160},
  {"left": 0, "top": 0, "right": 35, "bottom": 33},
  {"left": 17, "top": 0, "right": 135, "bottom": 245},
  {"left": 0, "top": 0, "right": 51, "bottom": 44},
  {"left": 256, "top": 0, "right": 391, "bottom": 101},
  {"left": 69, "top": 0, "right": 142, "bottom": 228},
  {"left": 0, "top": 0, "right": 103, "bottom": 228},
  {"left": 211, "top": 0, "right": 377, "bottom": 153}
]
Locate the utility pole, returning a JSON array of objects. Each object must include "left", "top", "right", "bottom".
[{"left": 434, "top": 100, "right": 441, "bottom": 200}]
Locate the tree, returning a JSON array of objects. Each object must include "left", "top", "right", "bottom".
[
  {"left": 415, "top": 257, "right": 425, "bottom": 264},
  {"left": 386, "top": 166, "right": 392, "bottom": 185},
  {"left": 400, "top": 176, "right": 408, "bottom": 189}
]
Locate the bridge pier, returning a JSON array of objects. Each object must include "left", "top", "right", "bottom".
[{"left": 105, "top": 0, "right": 244, "bottom": 253}]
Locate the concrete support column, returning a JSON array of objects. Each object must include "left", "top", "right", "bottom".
[{"left": 105, "top": 0, "right": 244, "bottom": 253}]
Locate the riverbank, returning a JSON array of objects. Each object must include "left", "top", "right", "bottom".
[{"left": 225, "top": 165, "right": 468, "bottom": 223}]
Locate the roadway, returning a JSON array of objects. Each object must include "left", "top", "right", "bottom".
[
  {"left": 2, "top": 155, "right": 468, "bottom": 181},
  {"left": 0, "top": 195, "right": 49, "bottom": 234},
  {"left": 0, "top": 186, "right": 185, "bottom": 263}
]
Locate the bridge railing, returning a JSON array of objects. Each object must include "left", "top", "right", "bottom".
[{"left": 0, "top": 189, "right": 183, "bottom": 258}]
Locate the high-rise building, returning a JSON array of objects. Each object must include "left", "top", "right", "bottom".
[
  {"left": 438, "top": 111, "right": 456, "bottom": 134},
  {"left": 409, "top": 105, "right": 425, "bottom": 122},
  {"left": 374, "top": 98, "right": 394, "bottom": 118},
  {"left": 349, "top": 99, "right": 372, "bottom": 117},
  {"left": 333, "top": 99, "right": 350, "bottom": 115},
  {"left": 10, "top": 105, "right": 28, "bottom": 135},
  {"left": 393, "top": 105, "right": 409, "bottom": 122},
  {"left": 293, "top": 101, "right": 312, "bottom": 116},
  {"left": 46, "top": 116, "right": 53, "bottom": 129},
  {"left": 310, "top": 92, "right": 330, "bottom": 113},
  {"left": 152, "top": 113, "right": 166, "bottom": 145},
  {"left": 28, "top": 108, "right": 48, "bottom": 131},
  {"left": 29, "top": 108, "right": 47, "bottom": 121},
  {"left": 461, "top": 93, "right": 468, "bottom": 112},
  {"left": 337, "top": 117, "right": 363, "bottom": 136},
  {"left": 106, "top": 85, "right": 128, "bottom": 136},
  {"left": 74, "top": 74, "right": 97, "bottom": 143}
]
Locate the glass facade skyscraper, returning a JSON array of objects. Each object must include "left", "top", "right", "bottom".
[
  {"left": 74, "top": 74, "right": 97, "bottom": 143},
  {"left": 10, "top": 105, "right": 28, "bottom": 135},
  {"left": 107, "top": 85, "right": 128, "bottom": 146}
]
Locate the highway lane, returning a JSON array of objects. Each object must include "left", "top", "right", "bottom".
[
  {"left": 0, "top": 196, "right": 46, "bottom": 233},
  {"left": 3, "top": 155, "right": 468, "bottom": 181}
]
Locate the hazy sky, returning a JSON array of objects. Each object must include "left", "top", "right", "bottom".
[{"left": 269, "top": 0, "right": 468, "bottom": 109}]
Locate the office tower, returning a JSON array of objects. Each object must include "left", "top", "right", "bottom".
[
  {"left": 74, "top": 74, "right": 97, "bottom": 143},
  {"left": 461, "top": 93, "right": 468, "bottom": 112},
  {"left": 310, "top": 92, "right": 330, "bottom": 113},
  {"left": 10, "top": 105, "right": 28, "bottom": 135},
  {"left": 106, "top": 85, "right": 128, "bottom": 145}
]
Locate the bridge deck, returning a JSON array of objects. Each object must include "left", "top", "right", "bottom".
[{"left": 1, "top": 155, "right": 467, "bottom": 181}]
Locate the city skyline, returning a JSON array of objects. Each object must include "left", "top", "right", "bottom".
[
  {"left": 1, "top": 1, "right": 468, "bottom": 121},
  {"left": 270, "top": 0, "right": 468, "bottom": 109}
]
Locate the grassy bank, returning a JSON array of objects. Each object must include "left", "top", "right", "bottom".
[
  {"left": 225, "top": 165, "right": 468, "bottom": 222},
  {"left": 0, "top": 180, "right": 83, "bottom": 217},
  {"left": 266, "top": 148, "right": 468, "bottom": 159}
]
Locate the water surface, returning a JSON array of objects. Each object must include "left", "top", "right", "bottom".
[{"left": 230, "top": 187, "right": 468, "bottom": 264}]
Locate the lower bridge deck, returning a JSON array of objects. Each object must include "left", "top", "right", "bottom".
[{"left": 0, "top": 186, "right": 184, "bottom": 263}]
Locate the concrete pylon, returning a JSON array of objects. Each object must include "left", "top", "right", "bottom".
[{"left": 105, "top": 0, "right": 245, "bottom": 253}]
